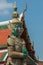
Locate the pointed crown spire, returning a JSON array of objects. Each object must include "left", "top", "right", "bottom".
[
  {"left": 13, "top": 2, "right": 17, "bottom": 12},
  {"left": 12, "top": 2, "right": 18, "bottom": 18}
]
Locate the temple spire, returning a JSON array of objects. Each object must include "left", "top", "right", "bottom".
[
  {"left": 23, "top": 3, "right": 27, "bottom": 14},
  {"left": 19, "top": 3, "right": 27, "bottom": 21}
]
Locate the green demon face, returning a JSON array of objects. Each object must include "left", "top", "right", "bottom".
[{"left": 12, "top": 23, "right": 24, "bottom": 37}]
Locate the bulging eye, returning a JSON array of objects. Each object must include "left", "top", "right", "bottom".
[
  {"left": 19, "top": 27, "right": 24, "bottom": 32},
  {"left": 14, "top": 28, "right": 17, "bottom": 31}
]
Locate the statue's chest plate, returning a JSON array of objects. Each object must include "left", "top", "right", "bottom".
[{"left": 15, "top": 42, "right": 22, "bottom": 52}]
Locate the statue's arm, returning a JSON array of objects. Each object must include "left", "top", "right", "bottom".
[
  {"left": 11, "top": 51, "right": 24, "bottom": 58},
  {"left": 7, "top": 37, "right": 24, "bottom": 58},
  {"left": 11, "top": 40, "right": 28, "bottom": 58},
  {"left": 22, "top": 41, "right": 28, "bottom": 58}
]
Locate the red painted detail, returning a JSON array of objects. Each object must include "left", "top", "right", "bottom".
[
  {"left": 0, "top": 29, "right": 11, "bottom": 44},
  {"left": 0, "top": 53, "right": 3, "bottom": 58}
]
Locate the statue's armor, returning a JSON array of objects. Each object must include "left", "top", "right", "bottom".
[
  {"left": 7, "top": 36, "right": 23, "bottom": 56},
  {"left": 14, "top": 40, "right": 22, "bottom": 52},
  {"left": 6, "top": 36, "right": 27, "bottom": 65}
]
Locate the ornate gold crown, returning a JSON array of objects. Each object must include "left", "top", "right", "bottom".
[
  {"left": 12, "top": 18, "right": 23, "bottom": 25},
  {"left": 11, "top": 2, "right": 23, "bottom": 25}
]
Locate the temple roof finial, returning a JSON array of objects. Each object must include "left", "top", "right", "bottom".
[{"left": 23, "top": 3, "right": 27, "bottom": 14}]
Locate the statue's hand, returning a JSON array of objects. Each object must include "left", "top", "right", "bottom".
[
  {"left": 23, "top": 53, "right": 28, "bottom": 58},
  {"left": 22, "top": 47, "right": 28, "bottom": 58}
]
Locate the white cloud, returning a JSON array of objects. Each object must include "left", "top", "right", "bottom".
[
  {"left": 0, "top": 0, "right": 13, "bottom": 15},
  {"left": 0, "top": 0, "right": 13, "bottom": 10}
]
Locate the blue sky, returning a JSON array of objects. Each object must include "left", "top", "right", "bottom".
[{"left": 0, "top": 0, "right": 43, "bottom": 60}]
